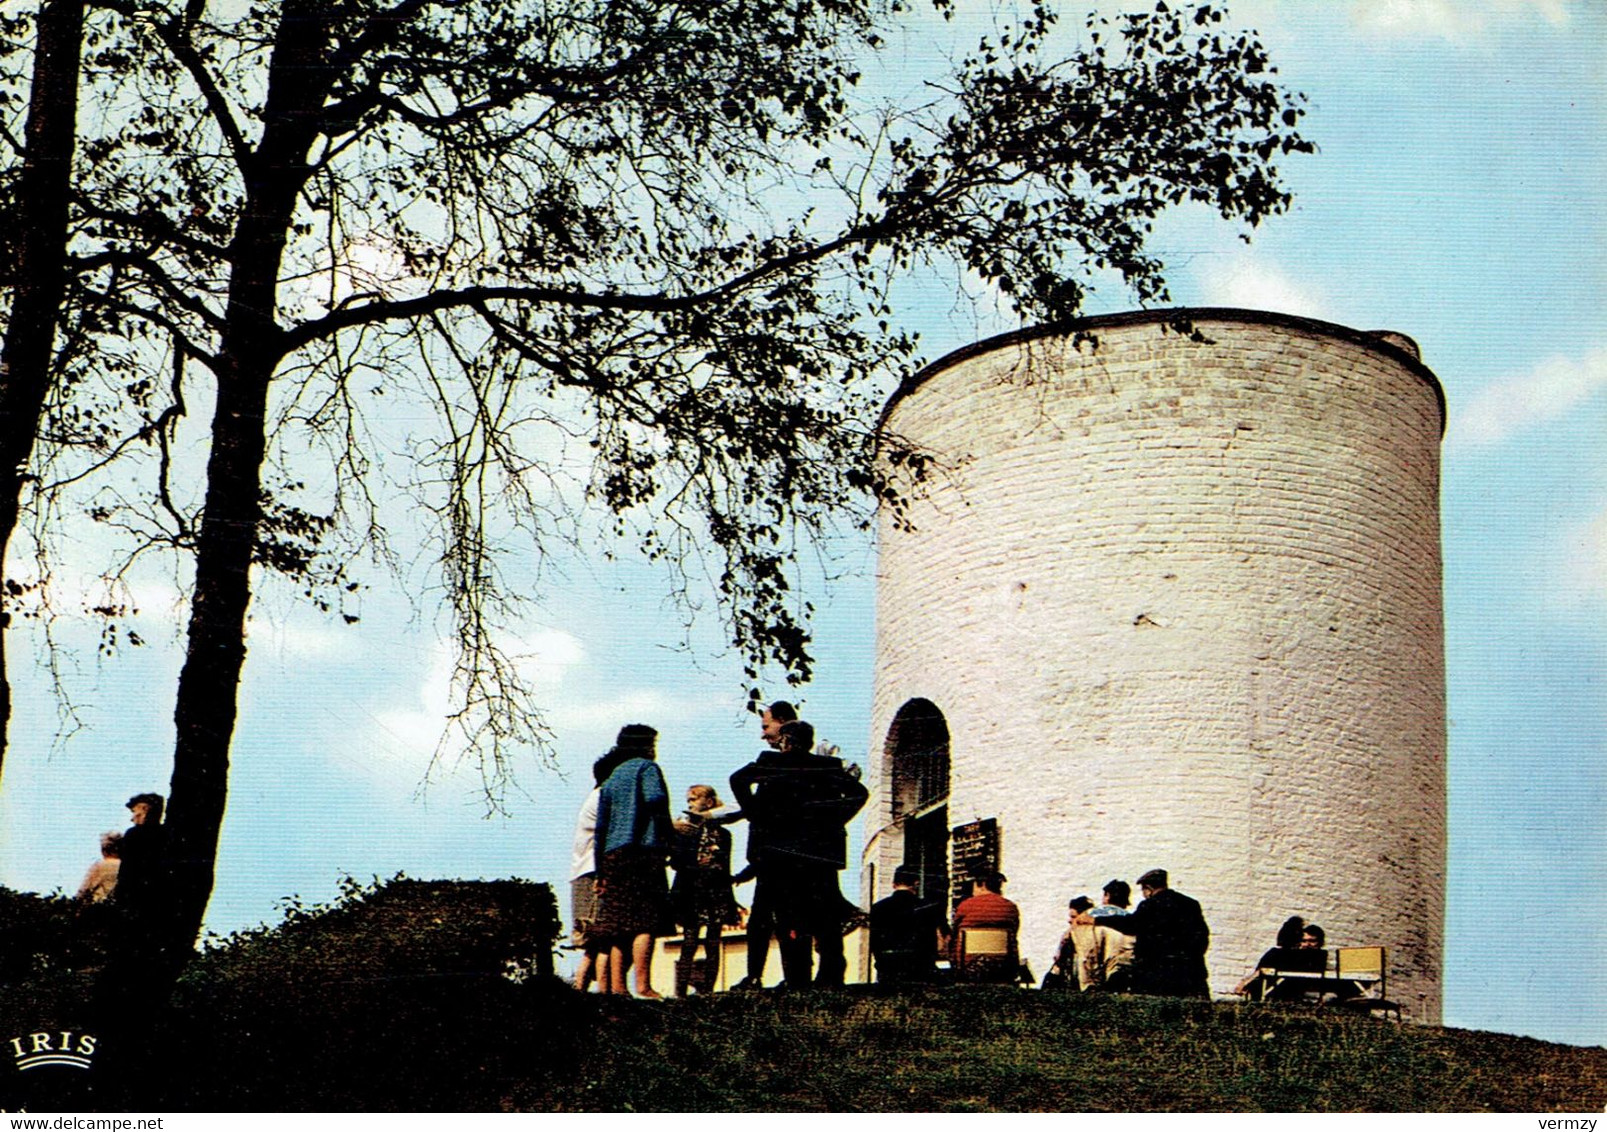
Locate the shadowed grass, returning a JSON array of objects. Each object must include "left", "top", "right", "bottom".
[
  {"left": 506, "top": 987, "right": 1606, "bottom": 1113},
  {"left": 3, "top": 882, "right": 1603, "bottom": 1112}
]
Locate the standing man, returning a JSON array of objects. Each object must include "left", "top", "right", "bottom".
[
  {"left": 870, "top": 865, "right": 948, "bottom": 984},
  {"left": 113, "top": 792, "right": 167, "bottom": 915},
  {"left": 731, "top": 717, "right": 868, "bottom": 988},
  {"left": 94, "top": 791, "right": 174, "bottom": 1080},
  {"left": 1077, "top": 867, "right": 1210, "bottom": 998},
  {"left": 728, "top": 700, "right": 796, "bottom": 988}
]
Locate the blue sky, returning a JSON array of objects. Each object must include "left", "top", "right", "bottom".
[{"left": 1, "top": 0, "right": 1602, "bottom": 1049}]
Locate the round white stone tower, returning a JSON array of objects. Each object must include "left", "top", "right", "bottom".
[{"left": 864, "top": 309, "right": 1446, "bottom": 1021}]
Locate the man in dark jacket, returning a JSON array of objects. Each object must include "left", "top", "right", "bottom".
[
  {"left": 730, "top": 718, "right": 867, "bottom": 988},
  {"left": 1078, "top": 867, "right": 1210, "bottom": 997},
  {"left": 870, "top": 865, "right": 947, "bottom": 984},
  {"left": 113, "top": 793, "right": 167, "bottom": 913},
  {"left": 727, "top": 700, "right": 795, "bottom": 988},
  {"left": 94, "top": 794, "right": 173, "bottom": 1033}
]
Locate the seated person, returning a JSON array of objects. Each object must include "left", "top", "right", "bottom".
[
  {"left": 1086, "top": 879, "right": 1137, "bottom": 990},
  {"left": 1236, "top": 916, "right": 1330, "bottom": 1001},
  {"left": 951, "top": 871, "right": 1020, "bottom": 981},
  {"left": 1297, "top": 923, "right": 1363, "bottom": 1001},
  {"left": 1044, "top": 895, "right": 1093, "bottom": 990},
  {"left": 870, "top": 865, "right": 948, "bottom": 984}
]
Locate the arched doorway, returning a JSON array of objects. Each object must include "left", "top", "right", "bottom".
[{"left": 885, "top": 698, "right": 951, "bottom": 907}]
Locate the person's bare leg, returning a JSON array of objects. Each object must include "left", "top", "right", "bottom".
[
  {"left": 632, "top": 933, "right": 660, "bottom": 998},
  {"left": 607, "top": 944, "right": 629, "bottom": 994},
  {"left": 574, "top": 950, "right": 594, "bottom": 992}
]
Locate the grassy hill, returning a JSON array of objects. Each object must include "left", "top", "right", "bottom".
[{"left": 2, "top": 880, "right": 1602, "bottom": 1112}]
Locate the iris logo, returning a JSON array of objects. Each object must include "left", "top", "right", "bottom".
[{"left": 8, "top": 1031, "right": 97, "bottom": 1071}]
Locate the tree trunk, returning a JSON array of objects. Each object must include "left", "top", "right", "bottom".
[
  {"left": 163, "top": 0, "right": 335, "bottom": 951},
  {"left": 163, "top": 348, "right": 275, "bottom": 950},
  {"left": 0, "top": 0, "right": 85, "bottom": 783}
]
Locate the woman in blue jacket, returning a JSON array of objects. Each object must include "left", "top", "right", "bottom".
[{"left": 593, "top": 724, "right": 674, "bottom": 997}]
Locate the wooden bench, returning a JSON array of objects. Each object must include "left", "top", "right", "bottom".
[{"left": 1248, "top": 945, "right": 1402, "bottom": 1021}]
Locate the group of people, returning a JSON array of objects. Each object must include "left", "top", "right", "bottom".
[
  {"left": 79, "top": 765, "right": 1333, "bottom": 1013},
  {"left": 868, "top": 866, "right": 1024, "bottom": 984},
  {"left": 869, "top": 866, "right": 1212, "bottom": 999},
  {"left": 568, "top": 702, "right": 869, "bottom": 998},
  {"left": 1049, "top": 870, "right": 1211, "bottom": 997},
  {"left": 61, "top": 791, "right": 176, "bottom": 1021},
  {"left": 566, "top": 704, "right": 1235, "bottom": 1002}
]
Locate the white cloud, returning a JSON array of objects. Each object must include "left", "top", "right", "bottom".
[
  {"left": 1558, "top": 508, "right": 1607, "bottom": 608},
  {"left": 371, "top": 627, "right": 582, "bottom": 734},
  {"left": 2, "top": 567, "right": 190, "bottom": 639},
  {"left": 1348, "top": 0, "right": 1571, "bottom": 43},
  {"left": 1451, "top": 346, "right": 1607, "bottom": 448},
  {"left": 251, "top": 619, "right": 359, "bottom": 661},
  {"left": 352, "top": 623, "right": 728, "bottom": 793},
  {"left": 1193, "top": 253, "right": 1330, "bottom": 320},
  {"left": 546, "top": 688, "right": 680, "bottom": 733}
]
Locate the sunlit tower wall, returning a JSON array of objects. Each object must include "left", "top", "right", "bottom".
[{"left": 863, "top": 309, "right": 1447, "bottom": 1021}]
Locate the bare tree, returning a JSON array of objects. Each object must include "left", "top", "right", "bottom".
[
  {"left": 0, "top": 0, "right": 85, "bottom": 782},
  {"left": 4, "top": 0, "right": 1312, "bottom": 953}
]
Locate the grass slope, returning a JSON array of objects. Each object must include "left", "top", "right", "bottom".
[
  {"left": 3, "top": 881, "right": 1603, "bottom": 1112},
  {"left": 499, "top": 988, "right": 1607, "bottom": 1113}
]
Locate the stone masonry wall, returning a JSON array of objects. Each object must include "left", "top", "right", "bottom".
[{"left": 865, "top": 311, "right": 1447, "bottom": 1020}]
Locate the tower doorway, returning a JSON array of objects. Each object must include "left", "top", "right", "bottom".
[{"left": 885, "top": 698, "right": 951, "bottom": 907}]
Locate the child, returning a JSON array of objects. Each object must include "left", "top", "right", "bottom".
[{"left": 668, "top": 785, "right": 740, "bottom": 995}]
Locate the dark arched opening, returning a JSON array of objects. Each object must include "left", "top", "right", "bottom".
[{"left": 885, "top": 698, "right": 951, "bottom": 907}]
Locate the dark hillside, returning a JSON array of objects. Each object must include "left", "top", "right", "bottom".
[{"left": 2, "top": 881, "right": 1601, "bottom": 1112}]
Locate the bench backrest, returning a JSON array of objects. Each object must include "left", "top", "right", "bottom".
[
  {"left": 959, "top": 927, "right": 1012, "bottom": 957},
  {"left": 1336, "top": 946, "right": 1385, "bottom": 980}
]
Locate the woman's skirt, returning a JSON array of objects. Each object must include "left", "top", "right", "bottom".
[
  {"left": 570, "top": 873, "right": 600, "bottom": 946},
  {"left": 592, "top": 847, "right": 672, "bottom": 940}
]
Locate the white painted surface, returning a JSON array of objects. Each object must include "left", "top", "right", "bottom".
[{"left": 867, "top": 312, "right": 1447, "bottom": 1020}]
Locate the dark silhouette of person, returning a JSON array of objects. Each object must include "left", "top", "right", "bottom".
[
  {"left": 727, "top": 699, "right": 796, "bottom": 988},
  {"left": 92, "top": 792, "right": 175, "bottom": 1106},
  {"left": 870, "top": 864, "right": 948, "bottom": 984},
  {"left": 112, "top": 793, "right": 166, "bottom": 913},
  {"left": 730, "top": 717, "right": 867, "bottom": 988}
]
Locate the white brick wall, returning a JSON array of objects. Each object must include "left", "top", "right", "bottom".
[{"left": 866, "top": 311, "right": 1447, "bottom": 1020}]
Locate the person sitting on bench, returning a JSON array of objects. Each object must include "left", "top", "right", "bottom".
[{"left": 1236, "top": 917, "right": 1332, "bottom": 1001}]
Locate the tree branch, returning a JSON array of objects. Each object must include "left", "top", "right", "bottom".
[
  {"left": 73, "top": 288, "right": 221, "bottom": 369},
  {"left": 72, "top": 249, "right": 228, "bottom": 333},
  {"left": 90, "top": 0, "right": 254, "bottom": 173},
  {"left": 280, "top": 218, "right": 892, "bottom": 353},
  {"left": 73, "top": 196, "right": 234, "bottom": 261}
]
